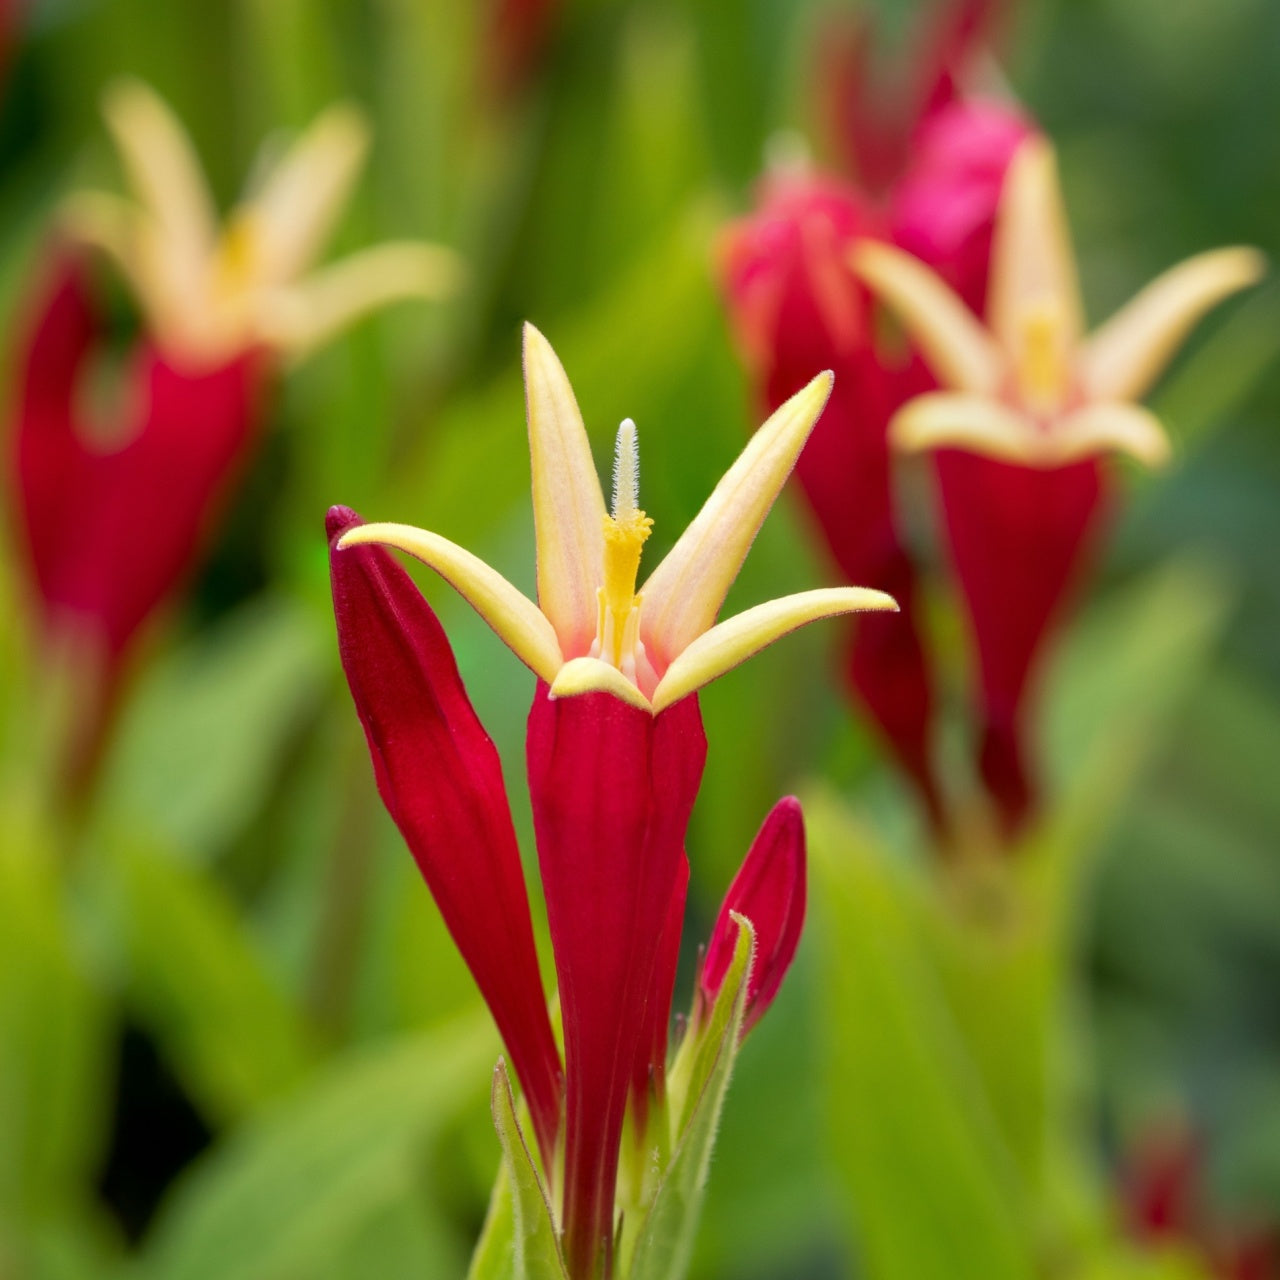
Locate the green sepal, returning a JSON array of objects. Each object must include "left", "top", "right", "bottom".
[
  {"left": 625, "top": 914, "right": 755, "bottom": 1280},
  {"left": 489, "top": 1060, "right": 568, "bottom": 1280},
  {"left": 466, "top": 1165, "right": 515, "bottom": 1280}
]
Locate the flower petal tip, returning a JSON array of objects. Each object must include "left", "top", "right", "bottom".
[
  {"left": 326, "top": 505, "right": 363, "bottom": 542},
  {"left": 548, "top": 656, "right": 653, "bottom": 712}
]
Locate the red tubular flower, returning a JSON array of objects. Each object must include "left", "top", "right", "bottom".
[
  {"left": 335, "top": 326, "right": 893, "bottom": 1277},
  {"left": 12, "top": 253, "right": 261, "bottom": 664},
  {"left": 894, "top": 100, "right": 1056, "bottom": 830},
  {"left": 527, "top": 688, "right": 705, "bottom": 1277},
  {"left": 328, "top": 506, "right": 563, "bottom": 1161},
  {"left": 936, "top": 451, "right": 1103, "bottom": 828},
  {"left": 720, "top": 176, "right": 945, "bottom": 828},
  {"left": 859, "top": 134, "right": 1261, "bottom": 835},
  {"left": 1124, "top": 1123, "right": 1279, "bottom": 1280},
  {"left": 10, "top": 251, "right": 262, "bottom": 793},
  {"left": 7, "top": 82, "right": 456, "bottom": 795},
  {"left": 700, "top": 796, "right": 806, "bottom": 1035}
]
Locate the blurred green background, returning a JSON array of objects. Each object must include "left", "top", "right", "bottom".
[{"left": 1, "top": 0, "right": 1278, "bottom": 1277}]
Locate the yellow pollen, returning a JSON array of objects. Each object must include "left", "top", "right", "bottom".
[
  {"left": 215, "top": 212, "right": 260, "bottom": 296},
  {"left": 1016, "top": 298, "right": 1070, "bottom": 415},
  {"left": 595, "top": 419, "right": 653, "bottom": 673}
]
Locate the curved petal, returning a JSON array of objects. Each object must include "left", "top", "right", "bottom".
[
  {"left": 1056, "top": 402, "right": 1171, "bottom": 467},
  {"left": 101, "top": 80, "right": 216, "bottom": 287},
  {"left": 852, "top": 241, "right": 1003, "bottom": 393},
  {"left": 547, "top": 656, "right": 652, "bottom": 712},
  {"left": 640, "top": 372, "right": 834, "bottom": 670},
  {"left": 889, "top": 391, "right": 1036, "bottom": 462},
  {"left": 651, "top": 586, "right": 898, "bottom": 713},
  {"left": 337, "top": 521, "right": 563, "bottom": 682},
  {"left": 987, "top": 136, "right": 1084, "bottom": 353},
  {"left": 243, "top": 103, "right": 370, "bottom": 286},
  {"left": 59, "top": 192, "right": 150, "bottom": 302},
  {"left": 1079, "top": 247, "right": 1267, "bottom": 402},
  {"left": 258, "top": 242, "right": 463, "bottom": 356},
  {"left": 523, "top": 324, "right": 607, "bottom": 659}
]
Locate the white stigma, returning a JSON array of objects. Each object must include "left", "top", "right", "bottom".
[{"left": 611, "top": 418, "right": 640, "bottom": 522}]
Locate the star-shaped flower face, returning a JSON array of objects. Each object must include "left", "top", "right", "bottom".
[
  {"left": 62, "top": 80, "right": 461, "bottom": 367},
  {"left": 853, "top": 136, "right": 1265, "bottom": 467},
  {"left": 338, "top": 324, "right": 898, "bottom": 714}
]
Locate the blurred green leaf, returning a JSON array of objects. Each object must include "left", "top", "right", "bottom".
[
  {"left": 0, "top": 838, "right": 111, "bottom": 1221},
  {"left": 317, "top": 1193, "right": 468, "bottom": 1280},
  {"left": 103, "top": 597, "right": 327, "bottom": 863},
  {"left": 98, "top": 828, "right": 317, "bottom": 1126},
  {"left": 0, "top": 1207, "right": 126, "bottom": 1280},
  {"left": 1033, "top": 556, "right": 1233, "bottom": 918},
  {"left": 923, "top": 888, "right": 1057, "bottom": 1192},
  {"left": 806, "top": 791, "right": 1037, "bottom": 1280},
  {"left": 138, "top": 1013, "right": 496, "bottom": 1280}
]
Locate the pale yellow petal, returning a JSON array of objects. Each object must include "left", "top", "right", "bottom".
[
  {"left": 548, "top": 657, "right": 652, "bottom": 712},
  {"left": 639, "top": 373, "right": 833, "bottom": 669},
  {"left": 650, "top": 587, "right": 898, "bottom": 714},
  {"left": 988, "top": 136, "right": 1084, "bottom": 354},
  {"left": 337, "top": 522, "right": 563, "bottom": 683},
  {"left": 523, "top": 323, "right": 607, "bottom": 659},
  {"left": 852, "top": 242, "right": 1003, "bottom": 393},
  {"left": 241, "top": 103, "right": 370, "bottom": 286},
  {"left": 60, "top": 191, "right": 144, "bottom": 287},
  {"left": 101, "top": 80, "right": 217, "bottom": 285},
  {"left": 1055, "top": 402, "right": 1171, "bottom": 468},
  {"left": 889, "top": 391, "right": 1037, "bottom": 462},
  {"left": 258, "top": 242, "right": 463, "bottom": 356},
  {"left": 1079, "top": 247, "right": 1267, "bottom": 402},
  {"left": 60, "top": 192, "right": 197, "bottom": 351}
]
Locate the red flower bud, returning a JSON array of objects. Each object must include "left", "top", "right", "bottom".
[
  {"left": 328, "top": 507, "right": 563, "bottom": 1161},
  {"left": 700, "top": 796, "right": 806, "bottom": 1034}
]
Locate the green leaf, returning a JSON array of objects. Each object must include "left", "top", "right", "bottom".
[
  {"left": 488, "top": 1061, "right": 567, "bottom": 1280},
  {"left": 626, "top": 916, "right": 753, "bottom": 1280},
  {"left": 98, "top": 828, "right": 316, "bottom": 1125},
  {"left": 0, "top": 838, "right": 112, "bottom": 1219},
  {"left": 139, "top": 1014, "right": 496, "bottom": 1280},
  {"left": 103, "top": 597, "right": 327, "bottom": 863},
  {"left": 1032, "top": 556, "right": 1232, "bottom": 923},
  {"left": 806, "top": 791, "right": 1038, "bottom": 1280}
]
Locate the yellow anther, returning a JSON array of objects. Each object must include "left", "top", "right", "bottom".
[
  {"left": 215, "top": 211, "right": 261, "bottom": 295},
  {"left": 1016, "top": 298, "right": 1070, "bottom": 414},
  {"left": 594, "top": 420, "right": 654, "bottom": 673}
]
